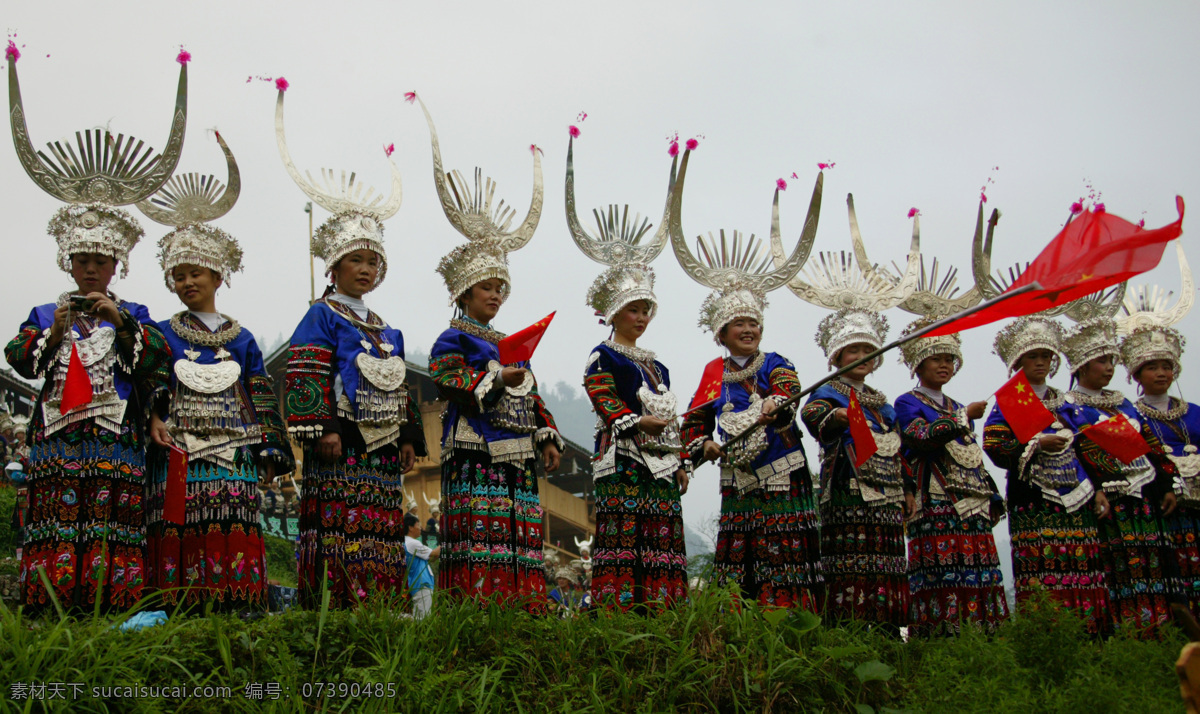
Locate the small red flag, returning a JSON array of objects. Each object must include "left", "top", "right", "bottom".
[
  {"left": 59, "top": 343, "right": 93, "bottom": 415},
  {"left": 926, "top": 197, "right": 1185, "bottom": 336},
  {"left": 994, "top": 371, "right": 1056, "bottom": 444},
  {"left": 685, "top": 358, "right": 724, "bottom": 414},
  {"left": 165, "top": 445, "right": 188, "bottom": 525},
  {"left": 498, "top": 311, "right": 556, "bottom": 365},
  {"left": 847, "top": 390, "right": 877, "bottom": 468},
  {"left": 1082, "top": 414, "right": 1151, "bottom": 464}
]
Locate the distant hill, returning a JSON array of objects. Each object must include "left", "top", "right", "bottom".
[{"left": 538, "top": 380, "right": 596, "bottom": 447}]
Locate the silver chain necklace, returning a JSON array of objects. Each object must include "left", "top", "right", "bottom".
[{"left": 169, "top": 311, "right": 242, "bottom": 348}]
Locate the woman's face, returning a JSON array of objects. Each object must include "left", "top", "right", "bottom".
[
  {"left": 70, "top": 253, "right": 116, "bottom": 295},
  {"left": 1017, "top": 349, "right": 1056, "bottom": 385},
  {"left": 1135, "top": 359, "right": 1176, "bottom": 396},
  {"left": 171, "top": 264, "right": 222, "bottom": 312},
  {"left": 612, "top": 300, "right": 653, "bottom": 344},
  {"left": 721, "top": 317, "right": 762, "bottom": 357},
  {"left": 1076, "top": 354, "right": 1115, "bottom": 390},
  {"left": 333, "top": 249, "right": 380, "bottom": 299},
  {"left": 837, "top": 342, "right": 878, "bottom": 380},
  {"left": 462, "top": 278, "right": 505, "bottom": 323},
  {"left": 916, "top": 353, "right": 957, "bottom": 390}
]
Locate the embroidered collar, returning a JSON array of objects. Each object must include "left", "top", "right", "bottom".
[
  {"left": 723, "top": 351, "right": 765, "bottom": 384},
  {"left": 830, "top": 378, "right": 888, "bottom": 408},
  {"left": 1040, "top": 386, "right": 1066, "bottom": 411},
  {"left": 450, "top": 317, "right": 507, "bottom": 344},
  {"left": 910, "top": 388, "right": 956, "bottom": 414},
  {"left": 169, "top": 311, "right": 242, "bottom": 348},
  {"left": 1067, "top": 388, "right": 1125, "bottom": 410},
  {"left": 325, "top": 298, "right": 385, "bottom": 331},
  {"left": 1137, "top": 397, "right": 1188, "bottom": 422},
  {"left": 604, "top": 339, "right": 656, "bottom": 364}
]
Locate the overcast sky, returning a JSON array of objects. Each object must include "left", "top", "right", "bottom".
[{"left": 5, "top": 1, "right": 1199, "bottom": 566}]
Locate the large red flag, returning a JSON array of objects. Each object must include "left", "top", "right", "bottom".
[
  {"left": 59, "top": 343, "right": 93, "bottom": 415},
  {"left": 497, "top": 311, "right": 556, "bottom": 365},
  {"left": 685, "top": 358, "right": 724, "bottom": 414},
  {"left": 926, "top": 197, "right": 1185, "bottom": 336},
  {"left": 1082, "top": 414, "right": 1151, "bottom": 464},
  {"left": 847, "top": 390, "right": 878, "bottom": 467},
  {"left": 993, "top": 371, "right": 1056, "bottom": 444}
]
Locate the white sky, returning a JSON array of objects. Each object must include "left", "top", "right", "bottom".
[{"left": 4, "top": 1, "right": 1199, "bottom": 566}]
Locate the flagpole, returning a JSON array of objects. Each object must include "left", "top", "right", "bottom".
[{"left": 703, "top": 282, "right": 1044, "bottom": 460}]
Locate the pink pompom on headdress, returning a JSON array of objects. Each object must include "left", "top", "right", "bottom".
[
  {"left": 275, "top": 77, "right": 289, "bottom": 92},
  {"left": 530, "top": 144, "right": 543, "bottom": 156},
  {"left": 569, "top": 125, "right": 581, "bottom": 138},
  {"left": 817, "top": 161, "right": 837, "bottom": 171},
  {"left": 1070, "top": 201, "right": 1084, "bottom": 215},
  {"left": 776, "top": 178, "right": 788, "bottom": 191},
  {"left": 667, "top": 141, "right": 679, "bottom": 157},
  {"left": 384, "top": 143, "right": 395, "bottom": 158},
  {"left": 5, "top": 39, "right": 20, "bottom": 63},
  {"left": 686, "top": 138, "right": 699, "bottom": 151},
  {"left": 907, "top": 207, "right": 921, "bottom": 219},
  {"left": 404, "top": 91, "right": 417, "bottom": 104},
  {"left": 176, "top": 47, "right": 191, "bottom": 64}
]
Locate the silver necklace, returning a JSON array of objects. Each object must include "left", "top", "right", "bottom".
[
  {"left": 1137, "top": 397, "right": 1188, "bottom": 422},
  {"left": 169, "top": 311, "right": 242, "bottom": 349},
  {"left": 1068, "top": 388, "right": 1125, "bottom": 410},
  {"left": 723, "top": 351, "right": 765, "bottom": 384},
  {"left": 603, "top": 339, "right": 656, "bottom": 364},
  {"left": 830, "top": 378, "right": 888, "bottom": 408},
  {"left": 450, "top": 318, "right": 506, "bottom": 344}
]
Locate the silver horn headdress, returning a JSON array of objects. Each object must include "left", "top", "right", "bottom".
[
  {"left": 413, "top": 93, "right": 542, "bottom": 304},
  {"left": 138, "top": 131, "right": 244, "bottom": 289},
  {"left": 566, "top": 134, "right": 676, "bottom": 324},
  {"left": 1117, "top": 242, "right": 1192, "bottom": 381},
  {"left": 275, "top": 85, "right": 402, "bottom": 288},
  {"left": 668, "top": 147, "right": 823, "bottom": 342},
  {"left": 10, "top": 53, "right": 189, "bottom": 277}
]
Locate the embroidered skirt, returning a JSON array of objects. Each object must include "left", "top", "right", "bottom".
[
  {"left": 907, "top": 499, "right": 1009, "bottom": 636},
  {"left": 1009, "top": 495, "right": 1110, "bottom": 634},
  {"left": 439, "top": 449, "right": 546, "bottom": 610},
  {"left": 591, "top": 457, "right": 687, "bottom": 611},
  {"left": 19, "top": 421, "right": 148, "bottom": 614},
  {"left": 145, "top": 454, "right": 266, "bottom": 611},
  {"left": 819, "top": 483, "right": 909, "bottom": 627},
  {"left": 715, "top": 467, "right": 822, "bottom": 609},
  {"left": 1098, "top": 495, "right": 1172, "bottom": 632},
  {"left": 1165, "top": 505, "right": 1200, "bottom": 618},
  {"left": 297, "top": 441, "right": 407, "bottom": 609}
]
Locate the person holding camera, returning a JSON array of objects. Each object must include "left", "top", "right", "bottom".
[{"left": 404, "top": 513, "right": 440, "bottom": 619}]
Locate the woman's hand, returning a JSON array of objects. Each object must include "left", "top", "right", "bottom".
[
  {"left": 757, "top": 399, "right": 779, "bottom": 426},
  {"left": 542, "top": 442, "right": 561, "bottom": 472},
  {"left": 828, "top": 408, "right": 849, "bottom": 429},
  {"left": 86, "top": 292, "right": 123, "bottom": 326},
  {"left": 48, "top": 305, "right": 70, "bottom": 346},
  {"left": 675, "top": 468, "right": 690, "bottom": 495},
  {"left": 1038, "top": 434, "right": 1069, "bottom": 453},
  {"left": 904, "top": 492, "right": 920, "bottom": 520},
  {"left": 316, "top": 433, "right": 342, "bottom": 462},
  {"left": 500, "top": 367, "right": 528, "bottom": 388},
  {"left": 638, "top": 415, "right": 668, "bottom": 437},
  {"left": 1163, "top": 491, "right": 1179, "bottom": 517},
  {"left": 965, "top": 401, "right": 988, "bottom": 420},
  {"left": 149, "top": 414, "right": 172, "bottom": 448},
  {"left": 702, "top": 440, "right": 725, "bottom": 463},
  {"left": 1094, "top": 490, "right": 1111, "bottom": 519},
  {"left": 399, "top": 443, "right": 416, "bottom": 474}
]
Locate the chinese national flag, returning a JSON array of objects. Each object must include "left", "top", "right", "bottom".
[
  {"left": 685, "top": 358, "right": 724, "bottom": 414},
  {"left": 498, "top": 311, "right": 556, "bottom": 365},
  {"left": 165, "top": 445, "right": 189, "bottom": 525},
  {"left": 993, "top": 371, "right": 1056, "bottom": 444},
  {"left": 925, "top": 197, "right": 1185, "bottom": 336},
  {"left": 847, "top": 390, "right": 877, "bottom": 468},
  {"left": 1082, "top": 414, "right": 1152, "bottom": 464},
  {"left": 59, "top": 343, "right": 93, "bottom": 415}
]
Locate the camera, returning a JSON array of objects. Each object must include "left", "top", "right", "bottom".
[{"left": 68, "top": 295, "right": 96, "bottom": 312}]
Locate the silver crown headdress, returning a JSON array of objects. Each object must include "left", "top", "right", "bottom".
[
  {"left": 10, "top": 54, "right": 188, "bottom": 277},
  {"left": 566, "top": 135, "right": 676, "bottom": 324},
  {"left": 137, "top": 132, "right": 243, "bottom": 289},
  {"left": 993, "top": 315, "right": 1064, "bottom": 376},
  {"left": 1117, "top": 241, "right": 1192, "bottom": 380},
  {"left": 275, "top": 86, "right": 402, "bottom": 288},
  {"left": 816, "top": 308, "right": 890, "bottom": 369},
  {"left": 898, "top": 317, "right": 962, "bottom": 377},
  {"left": 1061, "top": 317, "right": 1120, "bottom": 376},
  {"left": 413, "top": 94, "right": 542, "bottom": 305},
  {"left": 668, "top": 148, "right": 822, "bottom": 342}
]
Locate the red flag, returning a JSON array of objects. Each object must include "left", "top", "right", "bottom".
[
  {"left": 59, "top": 343, "right": 93, "bottom": 415},
  {"left": 993, "top": 371, "right": 1056, "bottom": 444},
  {"left": 926, "top": 197, "right": 1185, "bottom": 336},
  {"left": 685, "top": 358, "right": 724, "bottom": 414},
  {"left": 1082, "top": 414, "right": 1151, "bottom": 464},
  {"left": 165, "top": 445, "right": 188, "bottom": 525},
  {"left": 847, "top": 390, "right": 877, "bottom": 468},
  {"left": 497, "top": 311, "right": 556, "bottom": 365}
]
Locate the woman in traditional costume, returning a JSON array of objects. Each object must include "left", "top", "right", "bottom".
[
  {"left": 894, "top": 320, "right": 1009, "bottom": 635},
  {"left": 1057, "top": 316, "right": 1177, "bottom": 632},
  {"left": 3, "top": 53, "right": 185, "bottom": 613},
  {"left": 139, "top": 133, "right": 292, "bottom": 611},
  {"left": 669, "top": 147, "right": 826, "bottom": 608},
  {"left": 414, "top": 95, "right": 563, "bottom": 607},
  {"left": 276, "top": 85, "right": 426, "bottom": 608},
  {"left": 566, "top": 132, "right": 690, "bottom": 610}
]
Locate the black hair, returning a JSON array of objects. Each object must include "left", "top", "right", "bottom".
[{"left": 403, "top": 513, "right": 420, "bottom": 531}]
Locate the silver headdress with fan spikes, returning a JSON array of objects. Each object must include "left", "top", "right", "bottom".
[
  {"left": 1061, "top": 317, "right": 1121, "bottom": 376},
  {"left": 413, "top": 94, "right": 542, "bottom": 304},
  {"left": 566, "top": 135, "right": 676, "bottom": 324},
  {"left": 668, "top": 148, "right": 822, "bottom": 342},
  {"left": 10, "top": 55, "right": 188, "bottom": 277},
  {"left": 898, "top": 317, "right": 963, "bottom": 378},
  {"left": 138, "top": 132, "right": 244, "bottom": 289},
  {"left": 993, "top": 315, "right": 1065, "bottom": 377},
  {"left": 275, "top": 87, "right": 402, "bottom": 288},
  {"left": 1117, "top": 241, "right": 1192, "bottom": 380}
]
